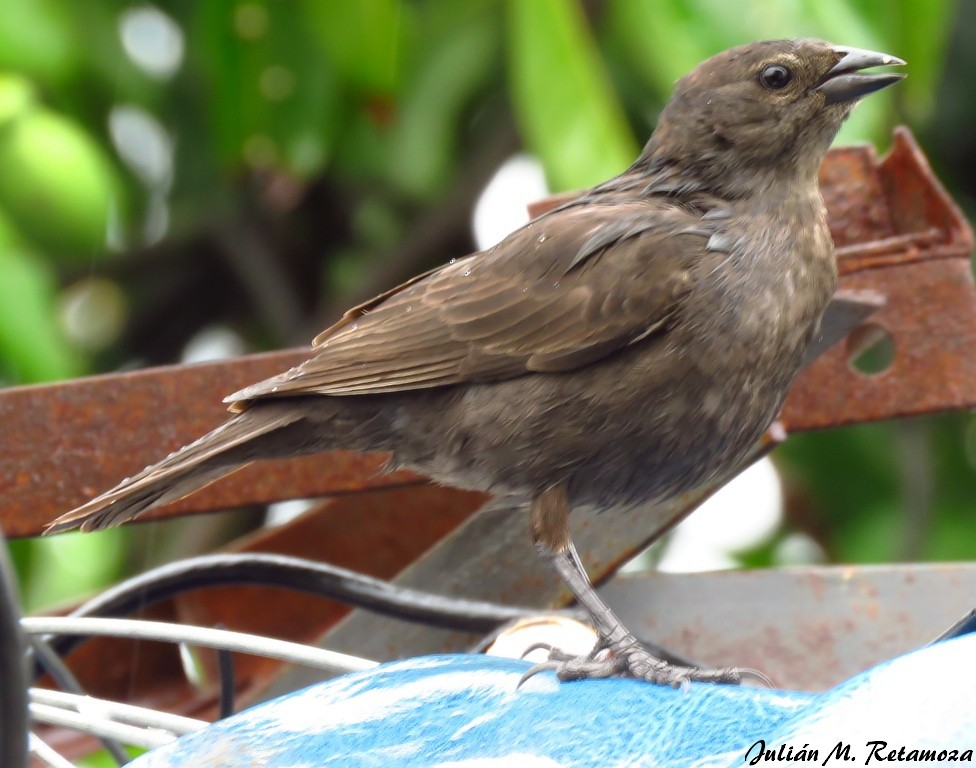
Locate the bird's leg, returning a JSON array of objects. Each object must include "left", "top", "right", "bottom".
[{"left": 528, "top": 484, "right": 743, "bottom": 686}]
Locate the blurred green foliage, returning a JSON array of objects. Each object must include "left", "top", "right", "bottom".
[{"left": 0, "top": 0, "right": 974, "bottom": 613}]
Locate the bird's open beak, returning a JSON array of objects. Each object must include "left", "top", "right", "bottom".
[{"left": 814, "top": 46, "right": 906, "bottom": 105}]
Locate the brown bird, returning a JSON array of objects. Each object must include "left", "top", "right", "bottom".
[{"left": 48, "top": 39, "right": 904, "bottom": 685}]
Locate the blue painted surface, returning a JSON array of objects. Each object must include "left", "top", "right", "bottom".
[{"left": 131, "top": 633, "right": 976, "bottom": 767}]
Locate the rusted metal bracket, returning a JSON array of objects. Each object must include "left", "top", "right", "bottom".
[
  {"left": 6, "top": 128, "right": 976, "bottom": 735},
  {"left": 784, "top": 127, "right": 976, "bottom": 428}
]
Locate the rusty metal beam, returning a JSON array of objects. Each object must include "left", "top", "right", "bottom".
[
  {"left": 0, "top": 351, "right": 422, "bottom": 538},
  {"left": 2, "top": 131, "right": 973, "bottom": 540}
]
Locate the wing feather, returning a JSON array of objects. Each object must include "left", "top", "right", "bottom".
[{"left": 226, "top": 201, "right": 709, "bottom": 405}]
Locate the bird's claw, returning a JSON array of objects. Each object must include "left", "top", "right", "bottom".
[
  {"left": 516, "top": 640, "right": 604, "bottom": 689},
  {"left": 516, "top": 661, "right": 563, "bottom": 690},
  {"left": 518, "top": 634, "right": 767, "bottom": 688}
]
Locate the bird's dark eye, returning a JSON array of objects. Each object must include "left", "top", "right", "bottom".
[{"left": 759, "top": 64, "right": 793, "bottom": 89}]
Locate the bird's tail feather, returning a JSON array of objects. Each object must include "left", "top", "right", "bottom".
[{"left": 45, "top": 405, "right": 304, "bottom": 534}]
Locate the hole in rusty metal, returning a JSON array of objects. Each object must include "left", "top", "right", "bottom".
[{"left": 846, "top": 323, "right": 895, "bottom": 376}]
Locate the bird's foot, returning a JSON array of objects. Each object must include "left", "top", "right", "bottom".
[{"left": 520, "top": 635, "right": 772, "bottom": 688}]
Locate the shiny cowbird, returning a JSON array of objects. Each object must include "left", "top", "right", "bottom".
[{"left": 49, "top": 40, "right": 904, "bottom": 685}]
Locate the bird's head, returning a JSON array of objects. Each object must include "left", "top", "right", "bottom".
[{"left": 644, "top": 39, "right": 905, "bottom": 198}]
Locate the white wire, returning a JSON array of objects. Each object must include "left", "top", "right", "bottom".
[
  {"left": 30, "top": 688, "right": 206, "bottom": 736},
  {"left": 30, "top": 702, "right": 175, "bottom": 750},
  {"left": 28, "top": 733, "right": 76, "bottom": 768},
  {"left": 21, "top": 616, "right": 377, "bottom": 674}
]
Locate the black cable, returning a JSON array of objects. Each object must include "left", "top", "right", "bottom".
[
  {"left": 210, "top": 622, "right": 236, "bottom": 719},
  {"left": 40, "top": 552, "right": 536, "bottom": 664},
  {"left": 0, "top": 526, "right": 29, "bottom": 768},
  {"left": 215, "top": 641, "right": 235, "bottom": 719},
  {"left": 28, "top": 635, "right": 130, "bottom": 765}
]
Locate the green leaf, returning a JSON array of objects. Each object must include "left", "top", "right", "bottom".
[
  {"left": 388, "top": 4, "right": 501, "bottom": 198},
  {"left": 606, "top": 0, "right": 917, "bottom": 147},
  {"left": 191, "top": 0, "right": 340, "bottom": 178},
  {"left": 0, "top": 208, "right": 84, "bottom": 383},
  {"left": 302, "top": 0, "right": 409, "bottom": 97},
  {"left": 20, "top": 529, "right": 127, "bottom": 612},
  {"left": 77, "top": 746, "right": 146, "bottom": 768},
  {"left": 846, "top": 0, "right": 954, "bottom": 121},
  {"left": 605, "top": 0, "right": 720, "bottom": 99},
  {"left": 0, "top": 73, "right": 37, "bottom": 126},
  {"left": 776, "top": 422, "right": 902, "bottom": 561},
  {"left": 0, "top": 0, "right": 77, "bottom": 85},
  {"left": 778, "top": 414, "right": 976, "bottom": 564},
  {"left": 508, "top": 0, "right": 637, "bottom": 191}
]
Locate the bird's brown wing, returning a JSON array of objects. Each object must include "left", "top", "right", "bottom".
[{"left": 226, "top": 201, "right": 707, "bottom": 406}]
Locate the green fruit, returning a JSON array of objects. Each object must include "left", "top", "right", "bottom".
[{"left": 0, "top": 108, "right": 118, "bottom": 261}]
